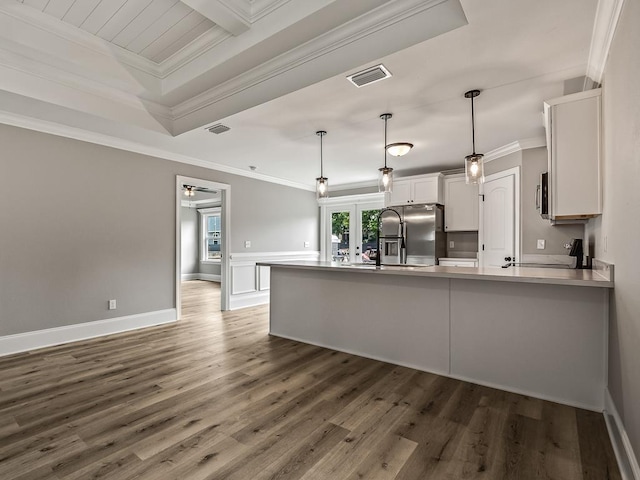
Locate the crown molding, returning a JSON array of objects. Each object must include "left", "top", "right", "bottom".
[
  {"left": 484, "top": 137, "right": 546, "bottom": 163},
  {"left": 331, "top": 179, "right": 379, "bottom": 191},
  {"left": 585, "top": 0, "right": 625, "bottom": 85},
  {"left": 171, "top": 0, "right": 451, "bottom": 121},
  {"left": 158, "top": 27, "right": 231, "bottom": 79},
  {"left": 252, "top": 0, "right": 292, "bottom": 22},
  {"left": 0, "top": 110, "right": 315, "bottom": 192}
]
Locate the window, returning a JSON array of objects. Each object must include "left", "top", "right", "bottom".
[{"left": 199, "top": 207, "right": 222, "bottom": 262}]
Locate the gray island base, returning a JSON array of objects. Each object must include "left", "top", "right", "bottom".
[{"left": 262, "top": 261, "right": 613, "bottom": 412}]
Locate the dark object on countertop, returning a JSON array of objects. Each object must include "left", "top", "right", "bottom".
[{"left": 569, "top": 239, "right": 585, "bottom": 269}]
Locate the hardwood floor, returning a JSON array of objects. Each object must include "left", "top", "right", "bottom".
[{"left": 0, "top": 280, "right": 620, "bottom": 479}]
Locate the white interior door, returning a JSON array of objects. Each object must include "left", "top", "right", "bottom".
[{"left": 479, "top": 168, "right": 519, "bottom": 268}]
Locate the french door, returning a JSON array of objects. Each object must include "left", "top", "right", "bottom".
[{"left": 322, "top": 197, "right": 384, "bottom": 263}]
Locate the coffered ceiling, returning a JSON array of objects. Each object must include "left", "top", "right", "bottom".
[{"left": 0, "top": 0, "right": 603, "bottom": 190}]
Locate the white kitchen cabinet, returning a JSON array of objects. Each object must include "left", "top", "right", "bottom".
[
  {"left": 443, "top": 174, "right": 479, "bottom": 231},
  {"left": 386, "top": 173, "right": 443, "bottom": 206},
  {"left": 544, "top": 89, "right": 602, "bottom": 220}
]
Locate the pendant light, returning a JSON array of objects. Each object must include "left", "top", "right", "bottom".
[
  {"left": 379, "top": 113, "right": 394, "bottom": 193},
  {"left": 464, "top": 89, "right": 484, "bottom": 184},
  {"left": 315, "top": 130, "right": 328, "bottom": 199}
]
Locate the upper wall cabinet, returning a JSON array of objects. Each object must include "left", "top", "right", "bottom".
[
  {"left": 544, "top": 89, "right": 602, "bottom": 221},
  {"left": 386, "top": 173, "right": 443, "bottom": 206},
  {"left": 443, "top": 174, "right": 479, "bottom": 231}
]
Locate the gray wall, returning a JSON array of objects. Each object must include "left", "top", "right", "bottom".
[
  {"left": 0, "top": 124, "right": 319, "bottom": 336},
  {"left": 586, "top": 0, "right": 640, "bottom": 461},
  {"left": 520, "top": 148, "right": 584, "bottom": 255},
  {"left": 180, "top": 206, "right": 198, "bottom": 275},
  {"left": 485, "top": 149, "right": 584, "bottom": 256}
]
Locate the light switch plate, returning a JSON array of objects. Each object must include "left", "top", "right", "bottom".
[
  {"left": 537, "top": 239, "right": 546, "bottom": 250},
  {"left": 449, "top": 241, "right": 455, "bottom": 249}
]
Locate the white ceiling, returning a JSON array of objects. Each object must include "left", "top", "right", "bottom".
[
  {"left": 20, "top": 0, "right": 215, "bottom": 63},
  {"left": 0, "top": 0, "right": 600, "bottom": 190}
]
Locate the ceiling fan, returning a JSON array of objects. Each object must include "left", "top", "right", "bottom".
[{"left": 183, "top": 185, "right": 219, "bottom": 197}]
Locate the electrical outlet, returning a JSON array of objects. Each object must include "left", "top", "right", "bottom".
[
  {"left": 449, "top": 241, "right": 455, "bottom": 249},
  {"left": 244, "top": 240, "right": 251, "bottom": 248},
  {"left": 537, "top": 239, "right": 546, "bottom": 250},
  {"left": 304, "top": 241, "right": 310, "bottom": 248},
  {"left": 108, "top": 299, "right": 117, "bottom": 310}
]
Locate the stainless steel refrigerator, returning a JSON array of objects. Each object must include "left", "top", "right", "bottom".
[{"left": 378, "top": 204, "right": 445, "bottom": 266}]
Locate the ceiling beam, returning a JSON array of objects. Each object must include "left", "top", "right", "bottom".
[{"left": 180, "top": 0, "right": 251, "bottom": 36}]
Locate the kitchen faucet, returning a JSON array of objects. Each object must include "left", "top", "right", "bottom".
[{"left": 375, "top": 208, "right": 405, "bottom": 267}]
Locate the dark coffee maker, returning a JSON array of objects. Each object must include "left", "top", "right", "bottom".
[{"left": 569, "top": 239, "right": 584, "bottom": 269}]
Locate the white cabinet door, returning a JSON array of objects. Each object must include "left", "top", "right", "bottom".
[
  {"left": 544, "top": 89, "right": 602, "bottom": 220},
  {"left": 480, "top": 172, "right": 516, "bottom": 268},
  {"left": 550, "top": 93, "right": 601, "bottom": 218},
  {"left": 387, "top": 180, "right": 411, "bottom": 206},
  {"left": 444, "top": 175, "right": 479, "bottom": 231},
  {"left": 412, "top": 177, "right": 440, "bottom": 204}
]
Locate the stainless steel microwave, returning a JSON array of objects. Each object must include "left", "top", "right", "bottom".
[{"left": 536, "top": 172, "right": 549, "bottom": 219}]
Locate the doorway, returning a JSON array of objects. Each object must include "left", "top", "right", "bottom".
[
  {"left": 320, "top": 194, "right": 385, "bottom": 263},
  {"left": 479, "top": 167, "right": 520, "bottom": 268},
  {"left": 176, "top": 176, "right": 231, "bottom": 315}
]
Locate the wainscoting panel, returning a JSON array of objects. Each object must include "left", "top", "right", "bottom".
[
  {"left": 231, "top": 264, "right": 257, "bottom": 295},
  {"left": 258, "top": 266, "right": 270, "bottom": 291},
  {"left": 228, "top": 251, "right": 319, "bottom": 310}
]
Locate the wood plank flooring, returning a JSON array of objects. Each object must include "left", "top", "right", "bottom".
[{"left": 0, "top": 280, "right": 621, "bottom": 479}]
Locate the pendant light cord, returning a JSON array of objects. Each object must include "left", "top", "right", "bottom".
[
  {"left": 320, "top": 133, "right": 323, "bottom": 177},
  {"left": 384, "top": 115, "right": 388, "bottom": 168},
  {"left": 471, "top": 94, "right": 476, "bottom": 155}
]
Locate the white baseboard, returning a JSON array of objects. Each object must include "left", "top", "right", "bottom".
[
  {"left": 181, "top": 273, "right": 221, "bottom": 282},
  {"left": 604, "top": 388, "right": 640, "bottom": 480},
  {"left": 199, "top": 273, "right": 221, "bottom": 282},
  {"left": 228, "top": 291, "right": 270, "bottom": 310},
  {"left": 0, "top": 309, "right": 177, "bottom": 357}
]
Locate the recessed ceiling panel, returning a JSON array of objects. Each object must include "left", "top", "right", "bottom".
[{"left": 20, "top": 0, "right": 216, "bottom": 63}]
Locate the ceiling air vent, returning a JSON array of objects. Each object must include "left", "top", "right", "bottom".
[
  {"left": 347, "top": 64, "right": 392, "bottom": 88},
  {"left": 206, "top": 124, "right": 230, "bottom": 134}
]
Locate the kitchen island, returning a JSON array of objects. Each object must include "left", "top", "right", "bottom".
[{"left": 260, "top": 261, "right": 613, "bottom": 411}]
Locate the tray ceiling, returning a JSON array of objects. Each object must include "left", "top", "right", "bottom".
[{"left": 0, "top": 0, "right": 604, "bottom": 190}]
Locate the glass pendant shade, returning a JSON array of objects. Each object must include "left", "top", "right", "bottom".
[
  {"left": 184, "top": 186, "right": 195, "bottom": 197},
  {"left": 315, "top": 130, "right": 329, "bottom": 199},
  {"left": 386, "top": 142, "right": 413, "bottom": 157},
  {"left": 316, "top": 176, "right": 329, "bottom": 199},
  {"left": 465, "top": 153, "right": 485, "bottom": 185},
  {"left": 378, "top": 166, "right": 394, "bottom": 193}
]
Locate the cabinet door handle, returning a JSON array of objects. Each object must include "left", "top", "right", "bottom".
[{"left": 535, "top": 184, "right": 541, "bottom": 210}]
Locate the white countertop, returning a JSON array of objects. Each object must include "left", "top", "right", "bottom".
[{"left": 258, "top": 260, "right": 614, "bottom": 288}]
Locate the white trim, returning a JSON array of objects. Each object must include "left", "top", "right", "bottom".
[
  {"left": 181, "top": 273, "right": 200, "bottom": 281},
  {"left": 318, "top": 192, "right": 385, "bottom": 206},
  {"left": 228, "top": 291, "right": 270, "bottom": 310},
  {"left": 199, "top": 273, "right": 221, "bottom": 282},
  {"left": 484, "top": 137, "right": 547, "bottom": 163},
  {"left": 177, "top": 175, "right": 231, "bottom": 314},
  {"left": 586, "top": 0, "right": 626, "bottom": 86},
  {"left": 604, "top": 388, "right": 640, "bottom": 480},
  {"left": 181, "top": 273, "right": 221, "bottom": 282},
  {"left": 0, "top": 309, "right": 177, "bottom": 357},
  {"left": 229, "top": 251, "right": 320, "bottom": 261},
  {"left": 330, "top": 180, "right": 379, "bottom": 192},
  {"left": 0, "top": 111, "right": 314, "bottom": 192}
]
